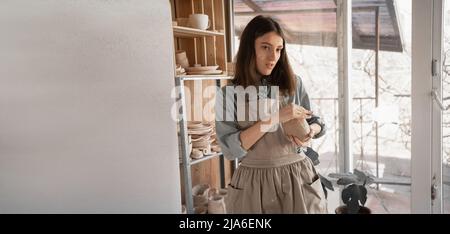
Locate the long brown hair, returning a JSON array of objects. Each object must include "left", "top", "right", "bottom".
[{"left": 233, "top": 15, "right": 296, "bottom": 96}]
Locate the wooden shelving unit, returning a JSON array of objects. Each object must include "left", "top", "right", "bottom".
[{"left": 170, "top": 0, "right": 232, "bottom": 214}]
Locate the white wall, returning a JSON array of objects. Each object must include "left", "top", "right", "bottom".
[{"left": 0, "top": 0, "right": 180, "bottom": 213}]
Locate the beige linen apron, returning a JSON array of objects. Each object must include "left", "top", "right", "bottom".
[{"left": 225, "top": 96, "right": 327, "bottom": 214}]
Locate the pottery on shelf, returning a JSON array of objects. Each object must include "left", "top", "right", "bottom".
[
  {"left": 192, "top": 140, "right": 210, "bottom": 149},
  {"left": 192, "top": 184, "right": 210, "bottom": 207},
  {"left": 188, "top": 14, "right": 210, "bottom": 30},
  {"left": 208, "top": 188, "right": 218, "bottom": 198},
  {"left": 208, "top": 195, "right": 226, "bottom": 214},
  {"left": 185, "top": 65, "right": 219, "bottom": 72},
  {"left": 217, "top": 188, "right": 228, "bottom": 199},
  {"left": 176, "top": 17, "right": 189, "bottom": 27},
  {"left": 193, "top": 196, "right": 208, "bottom": 208},
  {"left": 191, "top": 149, "right": 203, "bottom": 159},
  {"left": 194, "top": 206, "right": 207, "bottom": 214},
  {"left": 187, "top": 70, "right": 223, "bottom": 75},
  {"left": 202, "top": 147, "right": 212, "bottom": 156},
  {"left": 187, "top": 121, "right": 205, "bottom": 129},
  {"left": 188, "top": 135, "right": 193, "bottom": 155},
  {"left": 175, "top": 50, "right": 189, "bottom": 68}
]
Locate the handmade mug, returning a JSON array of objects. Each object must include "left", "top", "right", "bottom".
[
  {"left": 283, "top": 118, "right": 311, "bottom": 142},
  {"left": 188, "top": 14, "right": 210, "bottom": 30}
]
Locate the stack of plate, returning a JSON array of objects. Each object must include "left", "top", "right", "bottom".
[
  {"left": 185, "top": 65, "right": 222, "bottom": 75},
  {"left": 188, "top": 122, "right": 214, "bottom": 159},
  {"left": 210, "top": 126, "right": 221, "bottom": 153}
]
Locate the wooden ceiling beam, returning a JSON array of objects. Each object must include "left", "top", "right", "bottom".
[
  {"left": 333, "top": 0, "right": 362, "bottom": 53},
  {"left": 236, "top": 8, "right": 337, "bottom": 16},
  {"left": 235, "top": 0, "right": 403, "bottom": 52},
  {"left": 240, "top": 0, "right": 304, "bottom": 47},
  {"left": 235, "top": 6, "right": 384, "bottom": 17},
  {"left": 386, "top": 0, "right": 403, "bottom": 52},
  {"left": 241, "top": 0, "right": 262, "bottom": 12}
]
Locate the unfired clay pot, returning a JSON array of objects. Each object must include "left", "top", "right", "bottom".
[
  {"left": 282, "top": 118, "right": 311, "bottom": 142},
  {"left": 188, "top": 135, "right": 192, "bottom": 155},
  {"left": 175, "top": 50, "right": 189, "bottom": 68},
  {"left": 217, "top": 189, "right": 228, "bottom": 198},
  {"left": 191, "top": 149, "right": 203, "bottom": 159},
  {"left": 194, "top": 206, "right": 207, "bottom": 214},
  {"left": 192, "top": 184, "right": 210, "bottom": 207},
  {"left": 208, "top": 195, "right": 226, "bottom": 214}
]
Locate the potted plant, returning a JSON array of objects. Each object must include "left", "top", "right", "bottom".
[{"left": 329, "top": 169, "right": 374, "bottom": 214}]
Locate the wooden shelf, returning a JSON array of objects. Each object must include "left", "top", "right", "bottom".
[
  {"left": 176, "top": 73, "right": 233, "bottom": 81},
  {"left": 178, "top": 153, "right": 223, "bottom": 165},
  {"left": 190, "top": 152, "right": 222, "bottom": 165},
  {"left": 178, "top": 152, "right": 223, "bottom": 166},
  {"left": 173, "top": 26, "right": 224, "bottom": 38}
]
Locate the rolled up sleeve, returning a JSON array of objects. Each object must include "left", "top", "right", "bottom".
[
  {"left": 215, "top": 121, "right": 248, "bottom": 160},
  {"left": 215, "top": 86, "right": 248, "bottom": 161},
  {"left": 294, "top": 76, "right": 326, "bottom": 139},
  {"left": 307, "top": 116, "right": 326, "bottom": 139}
]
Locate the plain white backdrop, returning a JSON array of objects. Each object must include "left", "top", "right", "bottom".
[{"left": 0, "top": 0, "right": 180, "bottom": 213}]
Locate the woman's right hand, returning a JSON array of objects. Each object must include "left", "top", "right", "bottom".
[{"left": 277, "top": 103, "right": 312, "bottom": 124}]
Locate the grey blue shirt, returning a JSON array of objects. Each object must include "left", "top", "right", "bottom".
[{"left": 215, "top": 76, "right": 326, "bottom": 161}]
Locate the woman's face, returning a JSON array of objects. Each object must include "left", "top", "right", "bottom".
[{"left": 254, "top": 31, "right": 284, "bottom": 76}]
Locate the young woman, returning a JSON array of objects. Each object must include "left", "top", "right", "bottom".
[{"left": 215, "top": 15, "right": 327, "bottom": 214}]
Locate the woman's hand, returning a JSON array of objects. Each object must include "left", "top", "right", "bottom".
[
  {"left": 288, "top": 123, "right": 321, "bottom": 147},
  {"left": 278, "top": 103, "right": 312, "bottom": 124},
  {"left": 309, "top": 123, "right": 321, "bottom": 138},
  {"left": 289, "top": 135, "right": 311, "bottom": 147}
]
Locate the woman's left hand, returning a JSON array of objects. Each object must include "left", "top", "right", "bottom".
[
  {"left": 289, "top": 123, "right": 321, "bottom": 147},
  {"left": 309, "top": 123, "right": 321, "bottom": 138},
  {"left": 289, "top": 135, "right": 311, "bottom": 147}
]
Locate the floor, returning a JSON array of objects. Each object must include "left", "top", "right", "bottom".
[
  {"left": 321, "top": 161, "right": 450, "bottom": 213},
  {"left": 325, "top": 183, "right": 410, "bottom": 214}
]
